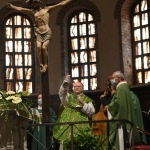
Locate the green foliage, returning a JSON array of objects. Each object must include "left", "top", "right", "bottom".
[
  {"left": 0, "top": 90, "right": 38, "bottom": 121},
  {"left": 63, "top": 127, "right": 108, "bottom": 150}
]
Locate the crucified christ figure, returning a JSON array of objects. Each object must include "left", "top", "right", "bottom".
[{"left": 6, "top": 0, "right": 71, "bottom": 73}]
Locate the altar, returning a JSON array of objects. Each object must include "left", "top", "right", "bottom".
[
  {"left": 0, "top": 91, "right": 40, "bottom": 149},
  {"left": 0, "top": 109, "right": 40, "bottom": 150},
  {"left": 0, "top": 111, "right": 26, "bottom": 149}
]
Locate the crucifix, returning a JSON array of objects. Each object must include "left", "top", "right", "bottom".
[{"left": 6, "top": 0, "right": 72, "bottom": 148}]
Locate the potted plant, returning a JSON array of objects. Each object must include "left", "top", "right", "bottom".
[{"left": 63, "top": 127, "right": 108, "bottom": 150}]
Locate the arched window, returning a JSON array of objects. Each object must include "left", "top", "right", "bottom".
[
  {"left": 3, "top": 14, "right": 35, "bottom": 92},
  {"left": 68, "top": 10, "right": 98, "bottom": 91},
  {"left": 131, "top": 0, "right": 150, "bottom": 84}
]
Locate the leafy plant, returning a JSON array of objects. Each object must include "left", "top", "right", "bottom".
[
  {"left": 0, "top": 90, "right": 39, "bottom": 121},
  {"left": 63, "top": 127, "right": 108, "bottom": 150}
]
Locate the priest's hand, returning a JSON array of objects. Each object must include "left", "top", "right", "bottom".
[{"left": 77, "top": 95, "right": 85, "bottom": 106}]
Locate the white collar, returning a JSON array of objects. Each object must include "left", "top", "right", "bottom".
[{"left": 116, "top": 81, "right": 127, "bottom": 89}]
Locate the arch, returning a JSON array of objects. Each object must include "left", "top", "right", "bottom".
[
  {"left": 56, "top": 0, "right": 101, "bottom": 25},
  {"left": 0, "top": 2, "right": 40, "bottom": 92},
  {"left": 114, "top": 0, "right": 137, "bottom": 85},
  {"left": 56, "top": 0, "right": 101, "bottom": 81},
  {"left": 0, "top": 2, "right": 35, "bottom": 25}
]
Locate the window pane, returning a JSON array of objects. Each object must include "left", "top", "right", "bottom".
[
  {"left": 80, "top": 51, "right": 87, "bottom": 63},
  {"left": 142, "top": 13, "right": 148, "bottom": 25},
  {"left": 135, "top": 4, "right": 139, "bottom": 13},
  {"left": 5, "top": 41, "right": 13, "bottom": 52},
  {"left": 71, "top": 52, "right": 78, "bottom": 64},
  {"left": 133, "top": 15, "right": 140, "bottom": 27},
  {"left": 89, "top": 37, "right": 95, "bottom": 48},
  {"left": 79, "top": 24, "right": 86, "bottom": 36},
  {"left": 135, "top": 57, "right": 142, "bottom": 69},
  {"left": 5, "top": 27, "right": 13, "bottom": 39},
  {"left": 145, "top": 71, "right": 150, "bottom": 83},
  {"left": 6, "top": 68, "right": 14, "bottom": 79},
  {"left": 90, "top": 78, "right": 97, "bottom": 90},
  {"left": 90, "top": 64, "right": 97, "bottom": 76},
  {"left": 71, "top": 39, "right": 78, "bottom": 50},
  {"left": 135, "top": 43, "right": 141, "bottom": 55},
  {"left": 141, "top": 0, "right": 147, "bottom": 11},
  {"left": 6, "top": 82, "right": 14, "bottom": 91},
  {"left": 70, "top": 25, "right": 77, "bottom": 37},
  {"left": 15, "top": 41, "right": 23, "bottom": 52},
  {"left": 24, "top": 41, "right": 31, "bottom": 52},
  {"left": 15, "top": 28, "right": 22, "bottom": 39},
  {"left": 81, "top": 78, "right": 88, "bottom": 90},
  {"left": 14, "top": 15, "right": 22, "bottom": 25},
  {"left": 23, "top": 18, "right": 30, "bottom": 25},
  {"left": 142, "top": 27, "right": 149, "bottom": 39},
  {"left": 143, "top": 56, "right": 150, "bottom": 69},
  {"left": 24, "top": 28, "right": 31, "bottom": 39},
  {"left": 71, "top": 15, "right": 77, "bottom": 23},
  {"left": 6, "top": 54, "right": 13, "bottom": 66},
  {"left": 137, "top": 72, "right": 142, "bottom": 83},
  {"left": 134, "top": 29, "right": 141, "bottom": 41},
  {"left": 15, "top": 54, "right": 23, "bottom": 66},
  {"left": 81, "top": 65, "right": 88, "bottom": 77},
  {"left": 25, "top": 68, "right": 32, "bottom": 79},
  {"left": 25, "top": 54, "right": 32, "bottom": 66},
  {"left": 79, "top": 12, "right": 86, "bottom": 22},
  {"left": 90, "top": 51, "right": 96, "bottom": 62},
  {"left": 88, "top": 23, "right": 95, "bottom": 35},
  {"left": 16, "top": 82, "right": 23, "bottom": 92},
  {"left": 80, "top": 38, "right": 87, "bottom": 49},
  {"left": 88, "top": 14, "right": 94, "bottom": 21},
  {"left": 6, "top": 18, "right": 12, "bottom": 25},
  {"left": 16, "top": 68, "right": 23, "bottom": 79},
  {"left": 72, "top": 66, "right": 79, "bottom": 77},
  {"left": 143, "top": 41, "right": 150, "bottom": 54},
  {"left": 26, "top": 82, "right": 32, "bottom": 93}
]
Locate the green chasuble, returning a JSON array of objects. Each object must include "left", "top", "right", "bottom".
[
  {"left": 108, "top": 83, "right": 141, "bottom": 150},
  {"left": 53, "top": 93, "right": 92, "bottom": 142},
  {"left": 130, "top": 91, "right": 147, "bottom": 144},
  {"left": 31, "top": 108, "right": 57, "bottom": 150}
]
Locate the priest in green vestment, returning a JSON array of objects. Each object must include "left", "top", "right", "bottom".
[
  {"left": 130, "top": 90, "right": 147, "bottom": 144},
  {"left": 53, "top": 75, "right": 95, "bottom": 149},
  {"left": 31, "top": 94, "right": 57, "bottom": 150},
  {"left": 105, "top": 71, "right": 142, "bottom": 150}
]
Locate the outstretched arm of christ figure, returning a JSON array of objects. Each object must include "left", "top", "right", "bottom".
[
  {"left": 6, "top": 0, "right": 72, "bottom": 73},
  {"left": 45, "top": 0, "right": 72, "bottom": 11},
  {"left": 6, "top": 3, "right": 32, "bottom": 13}
]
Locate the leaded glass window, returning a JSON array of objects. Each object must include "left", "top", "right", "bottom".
[
  {"left": 131, "top": 0, "right": 150, "bottom": 84},
  {"left": 4, "top": 14, "right": 34, "bottom": 92},
  {"left": 68, "top": 10, "right": 98, "bottom": 90}
]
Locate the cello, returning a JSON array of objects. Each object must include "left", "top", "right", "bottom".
[{"left": 92, "top": 78, "right": 112, "bottom": 136}]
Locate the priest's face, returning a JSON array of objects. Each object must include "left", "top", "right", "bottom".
[
  {"left": 111, "top": 74, "right": 121, "bottom": 85},
  {"left": 73, "top": 82, "right": 83, "bottom": 95}
]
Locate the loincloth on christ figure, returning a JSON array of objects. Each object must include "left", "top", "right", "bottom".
[{"left": 34, "top": 27, "right": 52, "bottom": 43}]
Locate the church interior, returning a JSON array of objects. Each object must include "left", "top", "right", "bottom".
[{"left": 0, "top": 0, "right": 150, "bottom": 149}]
